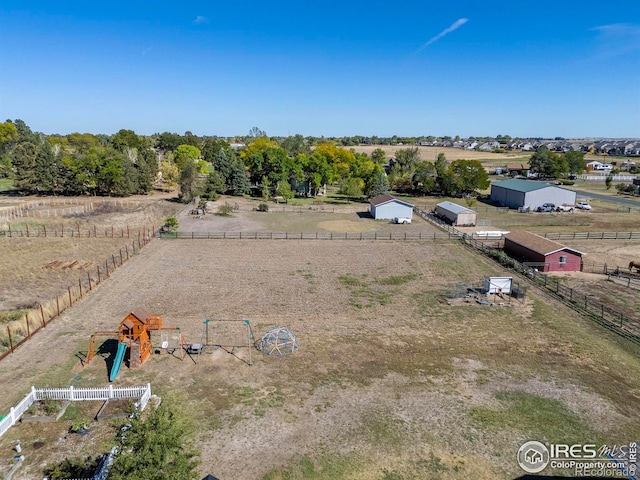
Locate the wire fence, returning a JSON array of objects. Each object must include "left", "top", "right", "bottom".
[
  {"left": 0, "top": 232, "right": 155, "bottom": 361},
  {"left": 0, "top": 225, "right": 156, "bottom": 239}
]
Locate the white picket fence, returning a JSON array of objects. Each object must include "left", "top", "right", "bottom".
[{"left": 0, "top": 384, "right": 152, "bottom": 439}]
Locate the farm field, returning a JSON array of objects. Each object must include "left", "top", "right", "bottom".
[
  {"left": 1, "top": 198, "right": 639, "bottom": 479},
  {"left": 349, "top": 145, "right": 530, "bottom": 165}
]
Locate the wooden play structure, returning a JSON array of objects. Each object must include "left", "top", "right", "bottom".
[{"left": 85, "top": 307, "right": 186, "bottom": 381}]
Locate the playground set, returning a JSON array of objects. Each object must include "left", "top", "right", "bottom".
[
  {"left": 84, "top": 307, "right": 299, "bottom": 381},
  {"left": 85, "top": 307, "right": 187, "bottom": 381}
]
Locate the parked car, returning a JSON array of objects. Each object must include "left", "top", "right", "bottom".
[
  {"left": 556, "top": 203, "right": 574, "bottom": 212},
  {"left": 576, "top": 201, "right": 592, "bottom": 210},
  {"left": 537, "top": 203, "right": 555, "bottom": 212},
  {"left": 393, "top": 217, "right": 411, "bottom": 224}
]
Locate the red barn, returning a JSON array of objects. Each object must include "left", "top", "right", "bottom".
[{"left": 503, "top": 230, "right": 585, "bottom": 272}]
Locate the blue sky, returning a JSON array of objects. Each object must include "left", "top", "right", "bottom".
[{"left": 1, "top": 1, "right": 639, "bottom": 138}]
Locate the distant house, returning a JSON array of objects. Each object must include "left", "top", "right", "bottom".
[
  {"left": 369, "top": 194, "right": 414, "bottom": 220},
  {"left": 586, "top": 161, "right": 612, "bottom": 171},
  {"left": 434, "top": 201, "right": 477, "bottom": 226},
  {"left": 490, "top": 178, "right": 576, "bottom": 210},
  {"left": 503, "top": 230, "right": 585, "bottom": 272},
  {"left": 229, "top": 141, "right": 246, "bottom": 149}
]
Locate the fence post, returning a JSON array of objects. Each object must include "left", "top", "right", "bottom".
[
  {"left": 88, "top": 272, "right": 92, "bottom": 291},
  {"left": 601, "top": 304, "right": 604, "bottom": 319},
  {"left": 105, "top": 260, "right": 109, "bottom": 277},
  {"left": 119, "top": 249, "right": 123, "bottom": 266},
  {"left": 69, "top": 385, "right": 74, "bottom": 401},
  {"left": 68, "top": 286, "right": 73, "bottom": 306},
  {"left": 112, "top": 254, "right": 116, "bottom": 269},
  {"left": 125, "top": 245, "right": 129, "bottom": 260},
  {"left": 7, "top": 326, "right": 13, "bottom": 352},
  {"left": 26, "top": 225, "right": 29, "bottom": 237},
  {"left": 40, "top": 305, "right": 45, "bottom": 326},
  {"left": 97, "top": 265, "right": 101, "bottom": 284},
  {"left": 79, "top": 279, "right": 83, "bottom": 298},
  {"left": 26, "top": 314, "right": 31, "bottom": 338}
]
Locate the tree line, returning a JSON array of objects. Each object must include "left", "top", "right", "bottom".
[{"left": 0, "top": 120, "right": 499, "bottom": 202}]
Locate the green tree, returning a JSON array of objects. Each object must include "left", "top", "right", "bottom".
[
  {"left": 280, "top": 134, "right": 309, "bottom": 156},
  {"left": 529, "top": 146, "right": 552, "bottom": 178},
  {"left": 109, "top": 398, "right": 200, "bottom": 480},
  {"left": 339, "top": 177, "right": 364, "bottom": 198},
  {"left": 174, "top": 145, "right": 202, "bottom": 171},
  {"left": 155, "top": 132, "right": 184, "bottom": 152},
  {"left": 112, "top": 129, "right": 141, "bottom": 151},
  {"left": 66, "top": 132, "right": 101, "bottom": 153},
  {"left": 371, "top": 148, "right": 386, "bottom": 164},
  {"left": 366, "top": 169, "right": 390, "bottom": 197},
  {"left": 201, "top": 138, "right": 231, "bottom": 164},
  {"left": 394, "top": 147, "right": 421, "bottom": 173},
  {"left": 435, "top": 153, "right": 447, "bottom": 177},
  {"left": 448, "top": 159, "right": 490, "bottom": 194},
  {"left": 179, "top": 161, "right": 200, "bottom": 202},
  {"left": 413, "top": 161, "right": 437, "bottom": 195},
  {"left": 0, "top": 121, "right": 18, "bottom": 153},
  {"left": 228, "top": 158, "right": 251, "bottom": 195},
  {"left": 605, "top": 174, "right": 613, "bottom": 190},
  {"left": 564, "top": 151, "right": 585, "bottom": 175},
  {"left": 241, "top": 138, "right": 290, "bottom": 186},
  {"left": 160, "top": 161, "right": 179, "bottom": 189}
]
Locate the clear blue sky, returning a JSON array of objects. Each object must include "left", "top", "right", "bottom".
[{"left": 1, "top": 1, "right": 639, "bottom": 138}]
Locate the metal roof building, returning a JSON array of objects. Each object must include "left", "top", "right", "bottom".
[
  {"left": 504, "top": 230, "right": 585, "bottom": 272},
  {"left": 490, "top": 179, "right": 576, "bottom": 210},
  {"left": 434, "top": 201, "right": 477, "bottom": 226},
  {"left": 369, "top": 194, "right": 414, "bottom": 220}
]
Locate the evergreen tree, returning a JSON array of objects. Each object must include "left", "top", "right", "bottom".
[
  {"left": 109, "top": 398, "right": 200, "bottom": 480},
  {"left": 228, "top": 157, "right": 251, "bottom": 195},
  {"left": 366, "top": 169, "right": 390, "bottom": 197}
]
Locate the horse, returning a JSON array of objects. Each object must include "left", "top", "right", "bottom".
[{"left": 629, "top": 261, "right": 640, "bottom": 272}]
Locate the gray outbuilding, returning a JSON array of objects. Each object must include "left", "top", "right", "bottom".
[
  {"left": 490, "top": 179, "right": 576, "bottom": 210},
  {"left": 434, "top": 201, "right": 477, "bottom": 226},
  {"left": 369, "top": 194, "right": 414, "bottom": 220}
]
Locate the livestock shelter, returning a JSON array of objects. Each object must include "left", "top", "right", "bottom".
[
  {"left": 369, "top": 194, "right": 414, "bottom": 221},
  {"left": 434, "top": 201, "right": 477, "bottom": 226},
  {"left": 490, "top": 178, "right": 576, "bottom": 210},
  {"left": 503, "top": 230, "right": 585, "bottom": 272}
]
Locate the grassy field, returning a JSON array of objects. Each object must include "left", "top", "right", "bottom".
[{"left": 1, "top": 197, "right": 639, "bottom": 479}]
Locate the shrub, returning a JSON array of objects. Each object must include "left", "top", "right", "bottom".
[
  {"left": 163, "top": 217, "right": 178, "bottom": 232},
  {"left": 257, "top": 203, "right": 269, "bottom": 212},
  {"left": 558, "top": 179, "right": 575, "bottom": 185},
  {"left": 70, "top": 417, "right": 91, "bottom": 433},
  {"left": 217, "top": 203, "right": 233, "bottom": 216}
]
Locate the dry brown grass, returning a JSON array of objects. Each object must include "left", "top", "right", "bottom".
[
  {"left": 350, "top": 145, "right": 530, "bottom": 164},
  {"left": 1, "top": 235, "right": 639, "bottom": 479}
]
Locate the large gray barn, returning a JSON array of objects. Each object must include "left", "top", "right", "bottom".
[{"left": 490, "top": 179, "right": 576, "bottom": 210}]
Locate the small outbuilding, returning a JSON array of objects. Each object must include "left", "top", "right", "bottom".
[
  {"left": 369, "top": 194, "right": 414, "bottom": 221},
  {"left": 434, "top": 201, "right": 477, "bottom": 226},
  {"left": 503, "top": 230, "right": 585, "bottom": 272},
  {"left": 490, "top": 178, "right": 576, "bottom": 210}
]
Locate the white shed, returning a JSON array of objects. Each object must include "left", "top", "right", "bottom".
[
  {"left": 369, "top": 194, "right": 414, "bottom": 220},
  {"left": 434, "top": 201, "right": 477, "bottom": 226}
]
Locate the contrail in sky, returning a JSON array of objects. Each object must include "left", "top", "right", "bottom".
[{"left": 418, "top": 18, "right": 468, "bottom": 51}]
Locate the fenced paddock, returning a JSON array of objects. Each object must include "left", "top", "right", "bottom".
[{"left": 0, "top": 384, "right": 152, "bottom": 439}]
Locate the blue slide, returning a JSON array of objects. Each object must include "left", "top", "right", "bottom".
[{"left": 109, "top": 342, "right": 127, "bottom": 382}]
